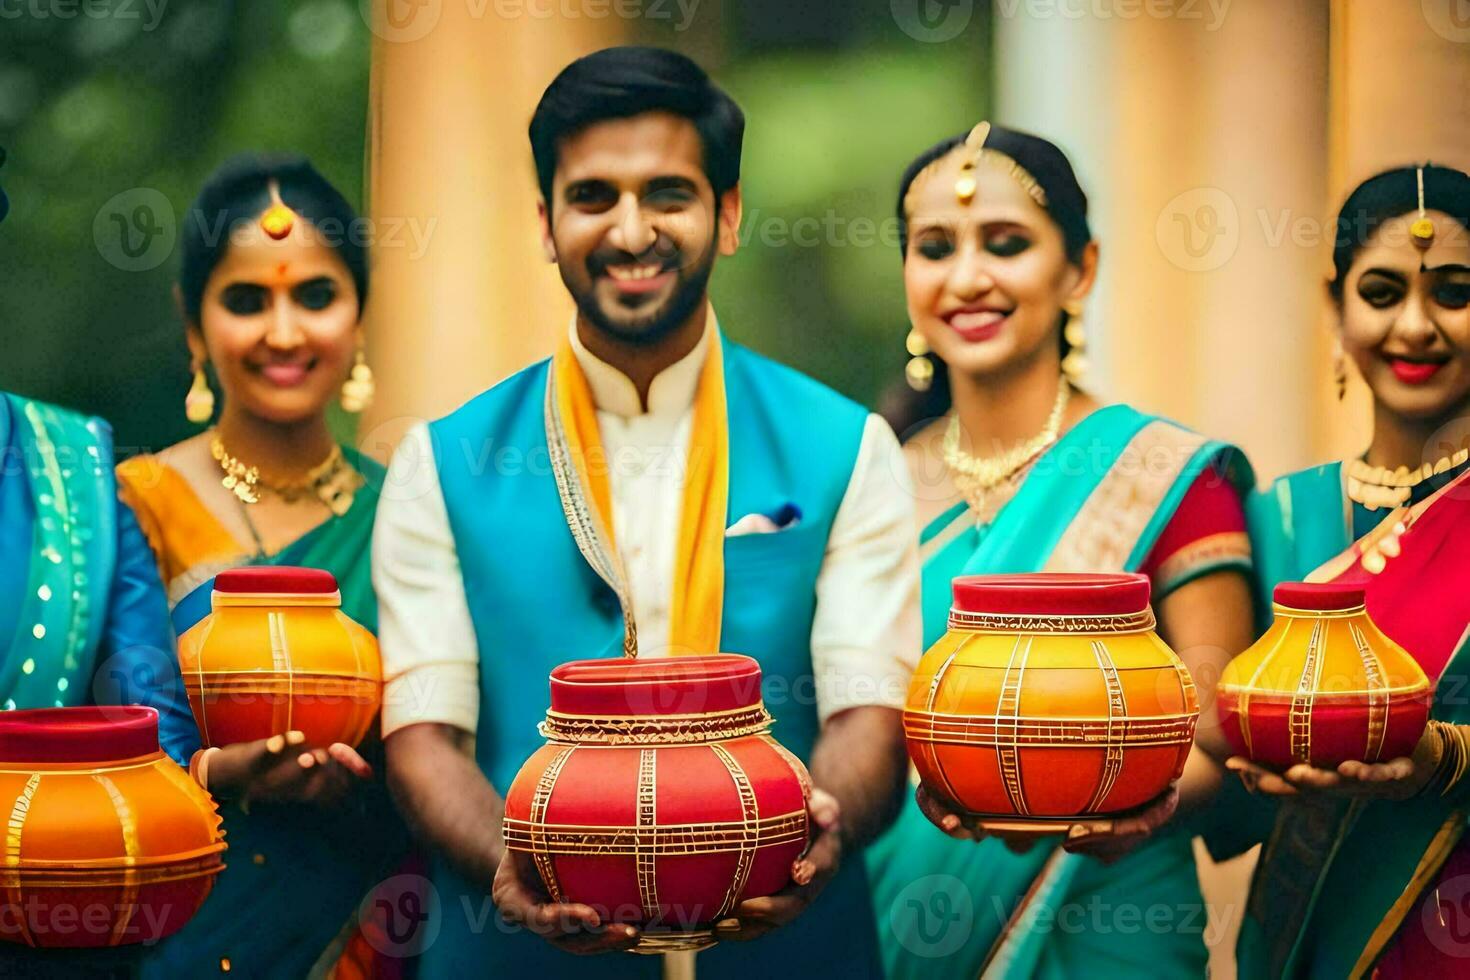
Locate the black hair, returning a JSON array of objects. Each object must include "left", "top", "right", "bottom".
[
  {"left": 529, "top": 46, "right": 745, "bottom": 214},
  {"left": 881, "top": 126, "right": 1093, "bottom": 438},
  {"left": 178, "top": 153, "right": 368, "bottom": 325},
  {"left": 1328, "top": 163, "right": 1470, "bottom": 304}
]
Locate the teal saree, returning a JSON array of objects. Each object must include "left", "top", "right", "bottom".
[{"left": 867, "top": 405, "right": 1253, "bottom": 979}]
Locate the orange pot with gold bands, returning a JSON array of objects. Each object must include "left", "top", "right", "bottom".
[
  {"left": 178, "top": 567, "right": 381, "bottom": 748},
  {"left": 0, "top": 706, "right": 225, "bottom": 947},
  {"left": 904, "top": 573, "right": 1199, "bottom": 827}
]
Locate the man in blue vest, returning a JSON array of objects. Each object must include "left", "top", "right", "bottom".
[{"left": 373, "top": 46, "right": 920, "bottom": 977}]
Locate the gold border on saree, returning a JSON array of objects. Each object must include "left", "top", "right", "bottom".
[
  {"left": 538, "top": 704, "right": 773, "bottom": 746},
  {"left": 502, "top": 810, "right": 807, "bottom": 857},
  {"left": 904, "top": 710, "right": 1198, "bottom": 747},
  {"left": 946, "top": 609, "right": 1157, "bottom": 635}
]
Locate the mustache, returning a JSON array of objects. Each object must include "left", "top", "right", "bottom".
[{"left": 586, "top": 239, "right": 684, "bottom": 276}]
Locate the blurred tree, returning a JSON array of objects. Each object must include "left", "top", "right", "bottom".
[
  {"left": 0, "top": 0, "right": 369, "bottom": 454},
  {"left": 0, "top": 0, "right": 987, "bottom": 455}
]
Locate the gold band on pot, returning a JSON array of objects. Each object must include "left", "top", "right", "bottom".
[
  {"left": 538, "top": 704, "right": 774, "bottom": 746},
  {"left": 501, "top": 810, "right": 809, "bottom": 857},
  {"left": 903, "top": 710, "right": 1200, "bottom": 748},
  {"left": 1271, "top": 603, "right": 1368, "bottom": 619},
  {"left": 946, "top": 609, "right": 1158, "bottom": 634}
]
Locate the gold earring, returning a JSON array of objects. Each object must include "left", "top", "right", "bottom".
[
  {"left": 340, "top": 347, "right": 375, "bottom": 413},
  {"left": 185, "top": 364, "right": 215, "bottom": 424},
  {"left": 905, "top": 328, "right": 934, "bottom": 392},
  {"left": 1333, "top": 342, "right": 1348, "bottom": 401},
  {"left": 1061, "top": 303, "right": 1088, "bottom": 383}
]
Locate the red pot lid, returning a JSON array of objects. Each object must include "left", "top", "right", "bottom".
[
  {"left": 952, "top": 573, "right": 1152, "bottom": 617},
  {"left": 1273, "top": 581, "right": 1367, "bottom": 611},
  {"left": 549, "top": 654, "right": 763, "bottom": 717},
  {"left": 214, "top": 566, "right": 339, "bottom": 595},
  {"left": 0, "top": 706, "right": 159, "bottom": 764}
]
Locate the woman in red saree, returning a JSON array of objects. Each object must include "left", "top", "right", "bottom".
[{"left": 1234, "top": 163, "right": 1470, "bottom": 978}]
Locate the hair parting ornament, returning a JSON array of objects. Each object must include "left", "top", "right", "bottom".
[
  {"left": 905, "top": 120, "right": 1050, "bottom": 216},
  {"left": 1412, "top": 164, "right": 1436, "bottom": 248},
  {"left": 258, "top": 182, "right": 297, "bottom": 241}
]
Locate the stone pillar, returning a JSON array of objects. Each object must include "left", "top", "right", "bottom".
[{"left": 359, "top": 0, "right": 624, "bottom": 456}]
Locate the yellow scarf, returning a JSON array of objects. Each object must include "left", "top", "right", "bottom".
[{"left": 548, "top": 325, "right": 728, "bottom": 658}]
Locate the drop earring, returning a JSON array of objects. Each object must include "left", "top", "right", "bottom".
[
  {"left": 1333, "top": 342, "right": 1348, "bottom": 402},
  {"left": 905, "top": 328, "right": 934, "bottom": 392},
  {"left": 340, "top": 346, "right": 375, "bottom": 413},
  {"left": 1061, "top": 303, "right": 1088, "bottom": 383},
  {"left": 185, "top": 363, "right": 215, "bottom": 424}
]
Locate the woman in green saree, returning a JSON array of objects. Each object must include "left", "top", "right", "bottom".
[
  {"left": 1231, "top": 163, "right": 1470, "bottom": 978},
  {"left": 116, "top": 154, "right": 405, "bottom": 978},
  {"left": 865, "top": 124, "right": 1258, "bottom": 978}
]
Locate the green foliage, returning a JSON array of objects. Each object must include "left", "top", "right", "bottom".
[{"left": 0, "top": 0, "right": 988, "bottom": 453}]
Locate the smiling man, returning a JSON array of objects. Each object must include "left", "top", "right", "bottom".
[{"left": 372, "top": 46, "right": 920, "bottom": 978}]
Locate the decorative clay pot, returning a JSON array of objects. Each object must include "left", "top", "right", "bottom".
[
  {"left": 1217, "top": 581, "right": 1432, "bottom": 770},
  {"left": 178, "top": 566, "right": 380, "bottom": 748},
  {"left": 0, "top": 705, "right": 225, "bottom": 947},
  {"left": 904, "top": 573, "right": 1198, "bottom": 830},
  {"left": 502, "top": 654, "right": 810, "bottom": 952}
]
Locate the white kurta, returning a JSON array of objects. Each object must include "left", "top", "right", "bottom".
[{"left": 372, "top": 319, "right": 922, "bottom": 739}]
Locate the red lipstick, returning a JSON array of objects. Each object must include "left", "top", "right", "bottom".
[
  {"left": 943, "top": 307, "right": 1010, "bottom": 344},
  {"left": 1388, "top": 358, "right": 1446, "bottom": 385}
]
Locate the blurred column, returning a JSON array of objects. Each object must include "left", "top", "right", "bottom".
[
  {"left": 994, "top": 6, "right": 1331, "bottom": 979},
  {"left": 360, "top": 0, "right": 624, "bottom": 456},
  {"left": 1319, "top": 0, "right": 1470, "bottom": 461},
  {"left": 994, "top": 1, "right": 1330, "bottom": 484}
]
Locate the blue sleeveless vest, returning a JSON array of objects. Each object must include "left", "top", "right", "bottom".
[{"left": 424, "top": 339, "right": 881, "bottom": 978}]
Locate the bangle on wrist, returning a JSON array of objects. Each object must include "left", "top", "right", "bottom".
[{"left": 189, "top": 746, "right": 222, "bottom": 794}]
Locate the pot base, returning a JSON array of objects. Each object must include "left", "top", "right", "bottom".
[{"left": 631, "top": 928, "right": 717, "bottom": 954}]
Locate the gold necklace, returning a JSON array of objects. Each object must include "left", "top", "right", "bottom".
[
  {"left": 943, "top": 378, "right": 1070, "bottom": 512},
  {"left": 1345, "top": 448, "right": 1470, "bottom": 511},
  {"left": 210, "top": 433, "right": 364, "bottom": 516}
]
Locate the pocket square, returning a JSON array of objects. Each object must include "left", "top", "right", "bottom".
[{"left": 726, "top": 503, "right": 802, "bottom": 537}]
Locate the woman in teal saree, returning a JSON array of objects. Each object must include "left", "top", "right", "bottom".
[
  {"left": 116, "top": 154, "right": 406, "bottom": 978},
  {"left": 866, "top": 124, "right": 1258, "bottom": 979},
  {"left": 1232, "top": 164, "right": 1470, "bottom": 978}
]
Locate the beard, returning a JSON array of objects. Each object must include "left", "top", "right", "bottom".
[{"left": 566, "top": 237, "right": 716, "bottom": 348}]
